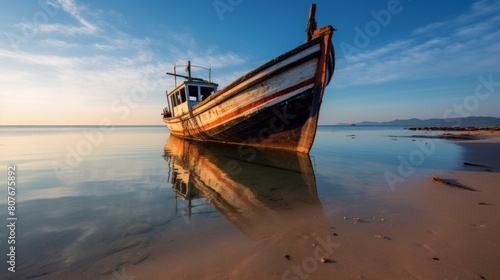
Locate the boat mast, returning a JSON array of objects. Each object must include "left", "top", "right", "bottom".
[
  {"left": 186, "top": 60, "right": 191, "bottom": 80},
  {"left": 305, "top": 3, "right": 317, "bottom": 42},
  {"left": 173, "top": 62, "right": 177, "bottom": 87}
]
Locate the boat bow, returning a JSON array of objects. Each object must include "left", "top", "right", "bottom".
[{"left": 162, "top": 5, "right": 335, "bottom": 153}]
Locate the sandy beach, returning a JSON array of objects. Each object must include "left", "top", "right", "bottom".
[
  {"left": 14, "top": 129, "right": 498, "bottom": 280},
  {"left": 342, "top": 134, "right": 500, "bottom": 279},
  {"left": 103, "top": 134, "right": 498, "bottom": 280}
]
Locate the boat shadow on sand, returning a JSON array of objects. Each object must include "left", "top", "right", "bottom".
[{"left": 163, "top": 135, "right": 338, "bottom": 263}]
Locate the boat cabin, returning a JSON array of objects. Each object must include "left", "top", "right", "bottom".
[{"left": 164, "top": 80, "right": 218, "bottom": 118}]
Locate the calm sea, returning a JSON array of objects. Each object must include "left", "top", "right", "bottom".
[{"left": 0, "top": 125, "right": 464, "bottom": 279}]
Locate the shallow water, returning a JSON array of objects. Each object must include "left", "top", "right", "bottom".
[{"left": 0, "top": 125, "right": 464, "bottom": 279}]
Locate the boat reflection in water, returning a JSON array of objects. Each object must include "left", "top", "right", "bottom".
[{"left": 163, "top": 135, "right": 334, "bottom": 249}]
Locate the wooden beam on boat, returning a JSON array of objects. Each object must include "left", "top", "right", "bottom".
[
  {"left": 166, "top": 72, "right": 206, "bottom": 83},
  {"left": 306, "top": 3, "right": 317, "bottom": 42}
]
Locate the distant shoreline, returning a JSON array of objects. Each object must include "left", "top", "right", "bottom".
[
  {"left": 406, "top": 126, "right": 500, "bottom": 131},
  {"left": 0, "top": 124, "right": 166, "bottom": 127},
  {"left": 333, "top": 116, "right": 500, "bottom": 127},
  {"left": 391, "top": 126, "right": 500, "bottom": 141}
]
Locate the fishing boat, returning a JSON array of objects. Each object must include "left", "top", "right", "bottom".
[{"left": 162, "top": 4, "right": 335, "bottom": 153}]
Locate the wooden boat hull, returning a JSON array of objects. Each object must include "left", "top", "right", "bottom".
[{"left": 164, "top": 26, "right": 335, "bottom": 153}]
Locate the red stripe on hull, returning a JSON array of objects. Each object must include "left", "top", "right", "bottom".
[{"left": 167, "top": 77, "right": 315, "bottom": 135}]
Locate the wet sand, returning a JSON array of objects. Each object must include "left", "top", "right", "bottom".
[
  {"left": 106, "top": 135, "right": 498, "bottom": 279},
  {"left": 367, "top": 135, "right": 500, "bottom": 279}
]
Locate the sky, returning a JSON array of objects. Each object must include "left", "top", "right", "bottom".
[{"left": 0, "top": 0, "right": 499, "bottom": 125}]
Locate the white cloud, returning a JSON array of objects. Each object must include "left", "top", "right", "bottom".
[
  {"left": 0, "top": 48, "right": 78, "bottom": 68},
  {"left": 454, "top": 15, "right": 499, "bottom": 37},
  {"left": 13, "top": 0, "right": 98, "bottom": 36},
  {"left": 43, "top": 39, "right": 78, "bottom": 48},
  {"left": 0, "top": 0, "right": 249, "bottom": 124},
  {"left": 456, "top": 0, "right": 500, "bottom": 23},
  {"left": 412, "top": 22, "right": 446, "bottom": 36},
  {"left": 92, "top": 43, "right": 116, "bottom": 51},
  {"left": 335, "top": 0, "right": 500, "bottom": 88},
  {"left": 56, "top": 0, "right": 98, "bottom": 34},
  {"left": 162, "top": 32, "right": 247, "bottom": 70}
]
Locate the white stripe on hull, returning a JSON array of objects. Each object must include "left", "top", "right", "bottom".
[
  {"left": 188, "top": 43, "right": 321, "bottom": 116},
  {"left": 170, "top": 59, "right": 317, "bottom": 134}
]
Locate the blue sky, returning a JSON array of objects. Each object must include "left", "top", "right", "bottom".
[{"left": 1, "top": 0, "right": 499, "bottom": 125}]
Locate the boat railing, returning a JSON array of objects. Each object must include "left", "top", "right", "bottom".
[{"left": 167, "top": 60, "right": 212, "bottom": 87}]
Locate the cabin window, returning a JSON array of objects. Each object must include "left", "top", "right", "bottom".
[
  {"left": 170, "top": 95, "right": 176, "bottom": 107},
  {"left": 188, "top": 85, "right": 199, "bottom": 101},
  {"left": 175, "top": 91, "right": 181, "bottom": 105},
  {"left": 200, "top": 86, "right": 213, "bottom": 101},
  {"left": 180, "top": 88, "right": 187, "bottom": 103}
]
